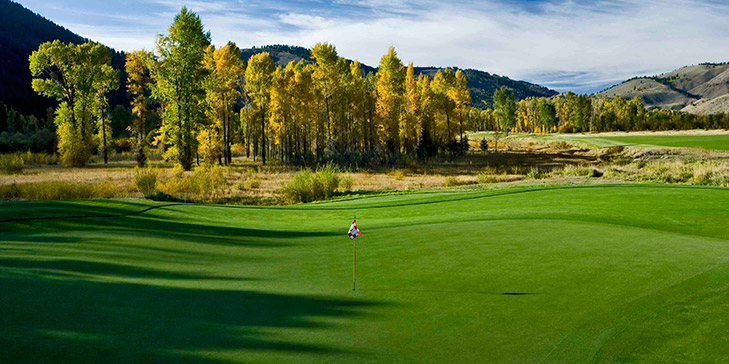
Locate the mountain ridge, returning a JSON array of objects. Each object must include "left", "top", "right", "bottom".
[{"left": 597, "top": 63, "right": 729, "bottom": 114}]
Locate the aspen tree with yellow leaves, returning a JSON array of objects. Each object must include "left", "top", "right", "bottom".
[
  {"left": 125, "top": 50, "right": 152, "bottom": 166},
  {"left": 375, "top": 47, "right": 405, "bottom": 157}
]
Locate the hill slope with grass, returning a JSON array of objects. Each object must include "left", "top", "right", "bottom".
[
  {"left": 2, "top": 184, "right": 729, "bottom": 363},
  {"left": 598, "top": 63, "right": 729, "bottom": 114}
]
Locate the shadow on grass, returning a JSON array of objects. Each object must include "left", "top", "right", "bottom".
[
  {"left": 0, "top": 273, "right": 381, "bottom": 363},
  {"left": 4, "top": 203, "right": 338, "bottom": 248},
  {"left": 0, "top": 258, "right": 253, "bottom": 282}
]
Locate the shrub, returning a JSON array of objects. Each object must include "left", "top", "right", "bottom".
[
  {"left": 340, "top": 175, "right": 354, "bottom": 192},
  {"left": 314, "top": 163, "right": 340, "bottom": 196},
  {"left": 526, "top": 167, "right": 547, "bottom": 180},
  {"left": 188, "top": 165, "right": 227, "bottom": 197},
  {"left": 284, "top": 169, "right": 316, "bottom": 203},
  {"left": 158, "top": 165, "right": 227, "bottom": 200},
  {"left": 479, "top": 138, "right": 489, "bottom": 152},
  {"left": 477, "top": 173, "right": 500, "bottom": 184},
  {"left": 134, "top": 166, "right": 158, "bottom": 198},
  {"left": 443, "top": 176, "right": 476, "bottom": 187},
  {"left": 603, "top": 168, "right": 624, "bottom": 178},
  {"left": 246, "top": 178, "right": 261, "bottom": 189},
  {"left": 20, "top": 152, "right": 59, "bottom": 166},
  {"left": 549, "top": 141, "right": 572, "bottom": 151},
  {"left": 391, "top": 169, "right": 406, "bottom": 180},
  {"left": 283, "top": 163, "right": 341, "bottom": 203},
  {"left": 114, "top": 138, "right": 133, "bottom": 153},
  {"left": 0, "top": 154, "right": 24, "bottom": 174},
  {"left": 235, "top": 177, "right": 261, "bottom": 190}
]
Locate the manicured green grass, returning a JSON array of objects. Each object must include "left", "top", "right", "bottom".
[
  {"left": 557, "top": 134, "right": 729, "bottom": 150},
  {"left": 2, "top": 184, "right": 729, "bottom": 363}
]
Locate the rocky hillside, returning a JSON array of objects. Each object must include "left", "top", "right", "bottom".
[{"left": 598, "top": 63, "right": 729, "bottom": 114}]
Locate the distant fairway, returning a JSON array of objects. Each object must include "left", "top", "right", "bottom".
[
  {"left": 2, "top": 185, "right": 729, "bottom": 363},
  {"left": 557, "top": 133, "right": 729, "bottom": 150}
]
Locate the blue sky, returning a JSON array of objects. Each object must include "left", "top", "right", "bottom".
[{"left": 14, "top": 0, "right": 729, "bottom": 93}]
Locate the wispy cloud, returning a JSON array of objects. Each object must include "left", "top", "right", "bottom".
[{"left": 13, "top": 0, "right": 729, "bottom": 93}]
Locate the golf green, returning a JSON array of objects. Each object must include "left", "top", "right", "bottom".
[
  {"left": 559, "top": 134, "right": 729, "bottom": 150},
  {"left": 2, "top": 184, "right": 729, "bottom": 363}
]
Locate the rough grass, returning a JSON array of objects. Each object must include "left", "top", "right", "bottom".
[
  {"left": 0, "top": 154, "right": 25, "bottom": 174},
  {"left": 0, "top": 181, "right": 128, "bottom": 200},
  {"left": 2, "top": 185, "right": 729, "bottom": 363}
]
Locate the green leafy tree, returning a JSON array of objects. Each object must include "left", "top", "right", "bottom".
[
  {"left": 493, "top": 86, "right": 517, "bottom": 133},
  {"left": 152, "top": 7, "right": 211, "bottom": 170},
  {"left": 29, "top": 40, "right": 118, "bottom": 166},
  {"left": 538, "top": 98, "right": 557, "bottom": 132}
]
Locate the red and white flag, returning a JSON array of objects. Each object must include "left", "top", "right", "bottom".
[{"left": 348, "top": 219, "right": 360, "bottom": 240}]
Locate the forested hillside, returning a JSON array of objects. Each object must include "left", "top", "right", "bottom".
[{"left": 0, "top": 0, "right": 126, "bottom": 118}]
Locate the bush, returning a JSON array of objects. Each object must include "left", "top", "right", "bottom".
[
  {"left": 443, "top": 176, "right": 476, "bottom": 187},
  {"left": 246, "top": 178, "right": 261, "bottom": 189},
  {"left": 284, "top": 169, "right": 316, "bottom": 203},
  {"left": 526, "top": 167, "right": 547, "bottom": 180},
  {"left": 314, "top": 163, "right": 340, "bottom": 195},
  {"left": 479, "top": 138, "right": 489, "bottom": 152},
  {"left": 114, "top": 138, "right": 133, "bottom": 153},
  {"left": 20, "top": 152, "right": 59, "bottom": 165},
  {"left": 283, "top": 163, "right": 341, "bottom": 203},
  {"left": 158, "top": 165, "right": 228, "bottom": 200},
  {"left": 0, "top": 154, "right": 24, "bottom": 174},
  {"left": 390, "top": 169, "right": 406, "bottom": 180},
  {"left": 477, "top": 173, "right": 499, "bottom": 184},
  {"left": 134, "top": 166, "right": 158, "bottom": 198},
  {"left": 340, "top": 175, "right": 354, "bottom": 192},
  {"left": 236, "top": 177, "right": 261, "bottom": 190}
]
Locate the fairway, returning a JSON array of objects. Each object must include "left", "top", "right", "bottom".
[
  {"left": 2, "top": 185, "right": 729, "bottom": 363},
  {"left": 558, "top": 133, "right": 729, "bottom": 150}
]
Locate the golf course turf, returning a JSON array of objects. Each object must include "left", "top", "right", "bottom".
[
  {"left": 2, "top": 184, "right": 729, "bottom": 363},
  {"left": 558, "top": 134, "right": 729, "bottom": 150}
]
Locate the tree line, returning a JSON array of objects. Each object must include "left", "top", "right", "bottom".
[
  {"left": 29, "top": 7, "right": 471, "bottom": 168},
  {"left": 475, "top": 89, "right": 729, "bottom": 135}
]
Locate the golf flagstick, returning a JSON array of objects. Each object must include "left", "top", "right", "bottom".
[
  {"left": 353, "top": 216, "right": 356, "bottom": 291},
  {"left": 348, "top": 216, "right": 360, "bottom": 291}
]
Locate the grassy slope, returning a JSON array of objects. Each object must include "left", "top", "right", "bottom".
[
  {"left": 2, "top": 184, "right": 729, "bottom": 363},
  {"left": 557, "top": 134, "right": 729, "bottom": 150}
]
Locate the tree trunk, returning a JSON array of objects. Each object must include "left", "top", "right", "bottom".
[
  {"left": 102, "top": 112, "right": 108, "bottom": 164},
  {"left": 261, "top": 104, "right": 266, "bottom": 165}
]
